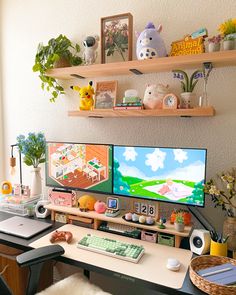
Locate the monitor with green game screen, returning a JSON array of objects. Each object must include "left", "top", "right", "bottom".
[
  {"left": 113, "top": 145, "right": 206, "bottom": 207},
  {"left": 46, "top": 142, "right": 113, "bottom": 194}
]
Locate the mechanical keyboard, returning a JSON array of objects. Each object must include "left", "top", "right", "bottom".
[
  {"left": 77, "top": 234, "right": 145, "bottom": 263},
  {"left": 99, "top": 222, "right": 141, "bottom": 239}
]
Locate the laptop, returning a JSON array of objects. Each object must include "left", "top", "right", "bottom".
[{"left": 0, "top": 216, "right": 52, "bottom": 239}]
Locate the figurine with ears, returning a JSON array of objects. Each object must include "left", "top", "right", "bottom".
[
  {"left": 143, "top": 83, "right": 169, "bottom": 109},
  {"left": 136, "top": 22, "right": 167, "bottom": 60},
  {"left": 83, "top": 35, "right": 99, "bottom": 65},
  {"left": 70, "top": 81, "right": 95, "bottom": 110}
]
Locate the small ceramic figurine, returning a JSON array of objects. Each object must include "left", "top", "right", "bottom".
[
  {"left": 143, "top": 83, "right": 169, "bottom": 109},
  {"left": 159, "top": 217, "right": 167, "bottom": 229},
  {"left": 70, "top": 81, "right": 95, "bottom": 110},
  {"left": 136, "top": 22, "right": 167, "bottom": 60},
  {"left": 83, "top": 35, "right": 99, "bottom": 65}
]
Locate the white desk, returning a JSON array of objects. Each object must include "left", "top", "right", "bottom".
[{"left": 30, "top": 224, "right": 192, "bottom": 290}]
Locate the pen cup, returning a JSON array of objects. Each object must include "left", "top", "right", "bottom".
[{"left": 210, "top": 239, "right": 228, "bottom": 257}]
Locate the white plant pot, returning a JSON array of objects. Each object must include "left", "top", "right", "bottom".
[
  {"left": 223, "top": 40, "right": 235, "bottom": 51},
  {"left": 208, "top": 42, "right": 220, "bottom": 52},
  {"left": 31, "top": 167, "right": 42, "bottom": 196},
  {"left": 225, "top": 33, "right": 236, "bottom": 49},
  {"left": 180, "top": 92, "right": 196, "bottom": 109},
  {"left": 174, "top": 222, "right": 185, "bottom": 232}
]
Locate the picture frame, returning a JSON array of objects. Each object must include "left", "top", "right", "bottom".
[
  {"left": 94, "top": 80, "right": 118, "bottom": 109},
  {"left": 101, "top": 13, "right": 133, "bottom": 64}
]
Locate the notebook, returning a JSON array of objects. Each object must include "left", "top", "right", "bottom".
[{"left": 0, "top": 216, "right": 52, "bottom": 239}]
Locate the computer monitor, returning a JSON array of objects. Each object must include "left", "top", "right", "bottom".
[
  {"left": 113, "top": 145, "right": 206, "bottom": 207},
  {"left": 46, "top": 142, "right": 113, "bottom": 194}
]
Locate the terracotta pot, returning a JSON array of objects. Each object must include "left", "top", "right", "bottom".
[{"left": 223, "top": 216, "right": 236, "bottom": 251}]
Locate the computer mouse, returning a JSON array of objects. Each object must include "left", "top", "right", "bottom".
[{"left": 166, "top": 258, "right": 181, "bottom": 271}]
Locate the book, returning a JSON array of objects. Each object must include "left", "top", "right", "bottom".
[
  {"left": 113, "top": 106, "right": 143, "bottom": 110},
  {"left": 197, "top": 263, "right": 236, "bottom": 286}
]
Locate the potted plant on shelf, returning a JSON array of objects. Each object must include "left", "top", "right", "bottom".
[
  {"left": 170, "top": 208, "right": 191, "bottom": 225},
  {"left": 16, "top": 132, "right": 46, "bottom": 196},
  {"left": 207, "top": 35, "right": 222, "bottom": 52},
  {"left": 33, "top": 34, "right": 83, "bottom": 102},
  {"left": 204, "top": 168, "right": 236, "bottom": 251},
  {"left": 223, "top": 35, "right": 235, "bottom": 51},
  {"left": 174, "top": 213, "right": 185, "bottom": 232},
  {"left": 172, "top": 69, "right": 203, "bottom": 108},
  {"left": 218, "top": 18, "right": 236, "bottom": 49}
]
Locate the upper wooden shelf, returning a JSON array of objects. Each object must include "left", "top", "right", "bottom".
[
  {"left": 68, "top": 106, "right": 215, "bottom": 118},
  {"left": 46, "top": 50, "right": 236, "bottom": 79}
]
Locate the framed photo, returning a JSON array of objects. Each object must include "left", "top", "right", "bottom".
[
  {"left": 101, "top": 13, "right": 133, "bottom": 64},
  {"left": 94, "top": 80, "right": 118, "bottom": 109}
]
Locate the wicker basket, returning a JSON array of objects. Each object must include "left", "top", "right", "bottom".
[{"left": 189, "top": 255, "right": 236, "bottom": 295}]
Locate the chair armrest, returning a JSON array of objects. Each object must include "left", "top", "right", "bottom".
[{"left": 16, "top": 245, "right": 64, "bottom": 267}]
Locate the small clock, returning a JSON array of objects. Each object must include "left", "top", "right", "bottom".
[{"left": 162, "top": 93, "right": 178, "bottom": 109}]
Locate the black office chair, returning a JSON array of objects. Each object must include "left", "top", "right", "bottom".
[
  {"left": 0, "top": 244, "right": 64, "bottom": 295},
  {"left": 0, "top": 244, "right": 111, "bottom": 295}
]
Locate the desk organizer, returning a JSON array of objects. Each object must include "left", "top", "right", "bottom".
[
  {"left": 189, "top": 255, "right": 236, "bottom": 295},
  {"left": 0, "top": 196, "right": 40, "bottom": 216}
]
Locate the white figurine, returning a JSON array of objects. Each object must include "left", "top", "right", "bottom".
[{"left": 83, "top": 35, "right": 99, "bottom": 65}]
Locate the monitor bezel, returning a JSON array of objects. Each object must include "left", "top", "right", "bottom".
[
  {"left": 45, "top": 141, "right": 114, "bottom": 196},
  {"left": 112, "top": 144, "right": 207, "bottom": 208}
]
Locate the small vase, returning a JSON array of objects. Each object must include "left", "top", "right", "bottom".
[
  {"left": 180, "top": 92, "right": 196, "bottom": 109},
  {"left": 31, "top": 167, "right": 42, "bottom": 196},
  {"left": 223, "top": 216, "right": 236, "bottom": 251},
  {"left": 174, "top": 222, "right": 185, "bottom": 232},
  {"left": 208, "top": 42, "right": 220, "bottom": 52},
  {"left": 223, "top": 40, "right": 235, "bottom": 51}
]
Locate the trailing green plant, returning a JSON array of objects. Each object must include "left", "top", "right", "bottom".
[
  {"left": 33, "top": 34, "right": 83, "bottom": 102},
  {"left": 173, "top": 69, "right": 203, "bottom": 93}
]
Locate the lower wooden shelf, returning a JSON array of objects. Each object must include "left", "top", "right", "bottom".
[
  {"left": 68, "top": 106, "right": 215, "bottom": 118},
  {"left": 45, "top": 204, "right": 193, "bottom": 248}
]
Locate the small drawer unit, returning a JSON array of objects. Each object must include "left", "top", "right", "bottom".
[
  {"left": 158, "top": 233, "right": 175, "bottom": 247},
  {"left": 141, "top": 230, "right": 157, "bottom": 243}
]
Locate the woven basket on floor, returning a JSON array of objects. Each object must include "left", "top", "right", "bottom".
[{"left": 189, "top": 255, "right": 236, "bottom": 295}]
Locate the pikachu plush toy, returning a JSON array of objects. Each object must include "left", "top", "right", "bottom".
[{"left": 71, "top": 81, "right": 95, "bottom": 110}]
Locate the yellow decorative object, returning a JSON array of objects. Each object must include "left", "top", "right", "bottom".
[
  {"left": 78, "top": 195, "right": 96, "bottom": 211},
  {"left": 1, "top": 181, "right": 12, "bottom": 195},
  {"left": 71, "top": 81, "right": 95, "bottom": 110},
  {"left": 210, "top": 240, "right": 228, "bottom": 257},
  {"left": 170, "top": 36, "right": 204, "bottom": 56},
  {"left": 218, "top": 18, "right": 236, "bottom": 36}
]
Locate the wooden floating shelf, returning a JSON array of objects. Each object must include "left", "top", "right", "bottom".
[
  {"left": 46, "top": 50, "right": 236, "bottom": 79},
  {"left": 68, "top": 106, "right": 215, "bottom": 118}
]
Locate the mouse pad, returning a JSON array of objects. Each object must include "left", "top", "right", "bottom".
[{"left": 30, "top": 224, "right": 192, "bottom": 289}]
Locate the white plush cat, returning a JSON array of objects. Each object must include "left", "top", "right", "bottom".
[{"left": 143, "top": 84, "right": 169, "bottom": 109}]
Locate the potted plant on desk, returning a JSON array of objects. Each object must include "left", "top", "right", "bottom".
[
  {"left": 33, "top": 34, "right": 83, "bottom": 102},
  {"left": 16, "top": 132, "right": 46, "bottom": 196},
  {"left": 207, "top": 35, "right": 222, "bottom": 52},
  {"left": 174, "top": 213, "right": 185, "bottom": 232},
  {"left": 204, "top": 168, "right": 236, "bottom": 251},
  {"left": 172, "top": 69, "right": 203, "bottom": 109}
]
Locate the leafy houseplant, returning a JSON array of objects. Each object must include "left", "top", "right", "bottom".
[
  {"left": 173, "top": 69, "right": 203, "bottom": 108},
  {"left": 174, "top": 213, "right": 185, "bottom": 232},
  {"left": 204, "top": 168, "right": 236, "bottom": 217},
  {"left": 173, "top": 69, "right": 203, "bottom": 93},
  {"left": 33, "top": 34, "right": 83, "bottom": 102},
  {"left": 17, "top": 132, "right": 46, "bottom": 196},
  {"left": 16, "top": 132, "right": 46, "bottom": 168}
]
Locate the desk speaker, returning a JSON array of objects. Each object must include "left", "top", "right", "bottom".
[
  {"left": 190, "top": 229, "right": 211, "bottom": 255},
  {"left": 35, "top": 200, "right": 50, "bottom": 218}
]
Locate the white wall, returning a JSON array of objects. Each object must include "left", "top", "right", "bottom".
[{"left": 1, "top": 0, "right": 236, "bottom": 231}]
